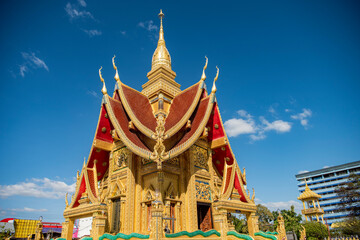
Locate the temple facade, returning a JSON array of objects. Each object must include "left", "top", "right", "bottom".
[{"left": 60, "top": 10, "right": 282, "bottom": 240}]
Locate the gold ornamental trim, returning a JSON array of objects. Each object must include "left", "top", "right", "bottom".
[
  {"left": 103, "top": 95, "right": 152, "bottom": 159},
  {"left": 116, "top": 83, "right": 155, "bottom": 138},
  {"left": 210, "top": 136, "right": 227, "bottom": 149},
  {"left": 93, "top": 139, "right": 113, "bottom": 152},
  {"left": 165, "top": 80, "right": 204, "bottom": 137}
]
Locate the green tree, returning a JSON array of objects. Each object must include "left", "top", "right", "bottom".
[
  {"left": 335, "top": 173, "right": 360, "bottom": 218},
  {"left": 231, "top": 214, "right": 248, "bottom": 234},
  {"left": 303, "top": 221, "right": 328, "bottom": 240},
  {"left": 0, "top": 224, "right": 11, "bottom": 240},
  {"left": 256, "top": 204, "right": 274, "bottom": 232},
  {"left": 333, "top": 173, "right": 360, "bottom": 236},
  {"left": 273, "top": 205, "right": 303, "bottom": 237}
]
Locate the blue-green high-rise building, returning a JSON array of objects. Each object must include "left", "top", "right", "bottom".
[{"left": 295, "top": 160, "right": 360, "bottom": 226}]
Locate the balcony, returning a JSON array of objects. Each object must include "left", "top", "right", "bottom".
[{"left": 302, "top": 208, "right": 324, "bottom": 215}]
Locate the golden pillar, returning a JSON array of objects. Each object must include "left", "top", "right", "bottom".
[
  {"left": 61, "top": 218, "right": 74, "bottom": 240},
  {"left": 124, "top": 152, "right": 135, "bottom": 234},
  {"left": 246, "top": 212, "right": 259, "bottom": 237},
  {"left": 213, "top": 209, "right": 228, "bottom": 240},
  {"left": 91, "top": 211, "right": 107, "bottom": 240},
  {"left": 149, "top": 201, "right": 164, "bottom": 240}
]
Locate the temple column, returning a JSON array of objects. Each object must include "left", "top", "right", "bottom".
[
  {"left": 91, "top": 211, "right": 107, "bottom": 240},
  {"left": 213, "top": 209, "right": 228, "bottom": 240},
  {"left": 134, "top": 157, "right": 142, "bottom": 233},
  {"left": 61, "top": 218, "right": 74, "bottom": 240},
  {"left": 149, "top": 201, "right": 164, "bottom": 240},
  {"left": 179, "top": 154, "right": 186, "bottom": 231},
  {"left": 246, "top": 212, "right": 259, "bottom": 237},
  {"left": 141, "top": 203, "right": 147, "bottom": 233},
  {"left": 312, "top": 200, "right": 316, "bottom": 208},
  {"left": 186, "top": 148, "right": 198, "bottom": 232},
  {"left": 120, "top": 198, "right": 126, "bottom": 232},
  {"left": 164, "top": 200, "right": 171, "bottom": 231},
  {"left": 175, "top": 202, "right": 181, "bottom": 233},
  {"left": 124, "top": 151, "right": 135, "bottom": 234}
]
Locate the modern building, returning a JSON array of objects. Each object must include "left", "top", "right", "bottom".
[{"left": 295, "top": 160, "right": 360, "bottom": 226}]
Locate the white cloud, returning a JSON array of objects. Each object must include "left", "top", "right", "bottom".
[
  {"left": 262, "top": 200, "right": 303, "bottom": 213},
  {"left": 323, "top": 166, "right": 330, "bottom": 169},
  {"left": 138, "top": 20, "right": 158, "bottom": 32},
  {"left": 291, "top": 108, "right": 312, "bottom": 128},
  {"left": 19, "top": 52, "right": 48, "bottom": 77},
  {"left": 298, "top": 170, "right": 309, "bottom": 174},
  {"left": 268, "top": 106, "right": 276, "bottom": 114},
  {"left": 77, "top": 0, "right": 87, "bottom": 7},
  {"left": 87, "top": 90, "right": 100, "bottom": 99},
  {"left": 10, "top": 207, "right": 48, "bottom": 212},
  {"left": 225, "top": 110, "right": 291, "bottom": 141},
  {"left": 120, "top": 31, "right": 126, "bottom": 36},
  {"left": 0, "top": 178, "right": 75, "bottom": 199},
  {"left": 261, "top": 118, "right": 292, "bottom": 133},
  {"left": 19, "top": 65, "right": 28, "bottom": 77},
  {"left": 65, "top": 3, "right": 93, "bottom": 20},
  {"left": 224, "top": 119, "right": 256, "bottom": 137},
  {"left": 83, "top": 29, "right": 102, "bottom": 37}
]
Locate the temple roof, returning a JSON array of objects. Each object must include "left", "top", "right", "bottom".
[
  {"left": 298, "top": 182, "right": 321, "bottom": 200},
  {"left": 66, "top": 10, "right": 255, "bottom": 209}
]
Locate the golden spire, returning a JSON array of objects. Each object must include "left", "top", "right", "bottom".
[
  {"left": 151, "top": 9, "right": 172, "bottom": 70},
  {"left": 200, "top": 56, "right": 208, "bottom": 81},
  {"left": 211, "top": 66, "right": 219, "bottom": 93},
  {"left": 99, "top": 66, "right": 107, "bottom": 95},
  {"left": 112, "top": 55, "right": 120, "bottom": 82}
]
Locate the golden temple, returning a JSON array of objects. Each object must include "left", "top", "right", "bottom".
[{"left": 60, "top": 10, "right": 287, "bottom": 240}]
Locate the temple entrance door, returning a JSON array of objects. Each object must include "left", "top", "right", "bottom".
[
  {"left": 111, "top": 198, "right": 121, "bottom": 233},
  {"left": 197, "top": 203, "right": 213, "bottom": 231}
]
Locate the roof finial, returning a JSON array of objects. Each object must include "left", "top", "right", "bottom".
[
  {"left": 151, "top": 10, "right": 171, "bottom": 70},
  {"left": 200, "top": 56, "right": 208, "bottom": 81},
  {"left": 211, "top": 66, "right": 219, "bottom": 93},
  {"left": 112, "top": 55, "right": 120, "bottom": 82},
  {"left": 99, "top": 66, "right": 107, "bottom": 95},
  {"left": 159, "top": 9, "right": 164, "bottom": 42}
]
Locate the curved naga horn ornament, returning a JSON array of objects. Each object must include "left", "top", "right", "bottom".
[
  {"left": 200, "top": 56, "right": 208, "bottom": 81},
  {"left": 65, "top": 192, "right": 69, "bottom": 208},
  {"left": 211, "top": 66, "right": 219, "bottom": 93},
  {"left": 112, "top": 55, "right": 120, "bottom": 82},
  {"left": 99, "top": 66, "right": 107, "bottom": 95}
]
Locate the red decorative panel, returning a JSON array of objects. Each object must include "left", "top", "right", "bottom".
[
  {"left": 73, "top": 176, "right": 86, "bottom": 208},
  {"left": 96, "top": 106, "right": 114, "bottom": 143},
  {"left": 234, "top": 173, "right": 247, "bottom": 203},
  {"left": 87, "top": 148, "right": 110, "bottom": 181},
  {"left": 207, "top": 105, "right": 225, "bottom": 141},
  {"left": 223, "top": 166, "right": 233, "bottom": 194},
  {"left": 87, "top": 169, "right": 97, "bottom": 198}
]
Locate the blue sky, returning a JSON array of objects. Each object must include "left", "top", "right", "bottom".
[{"left": 0, "top": 0, "right": 359, "bottom": 222}]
